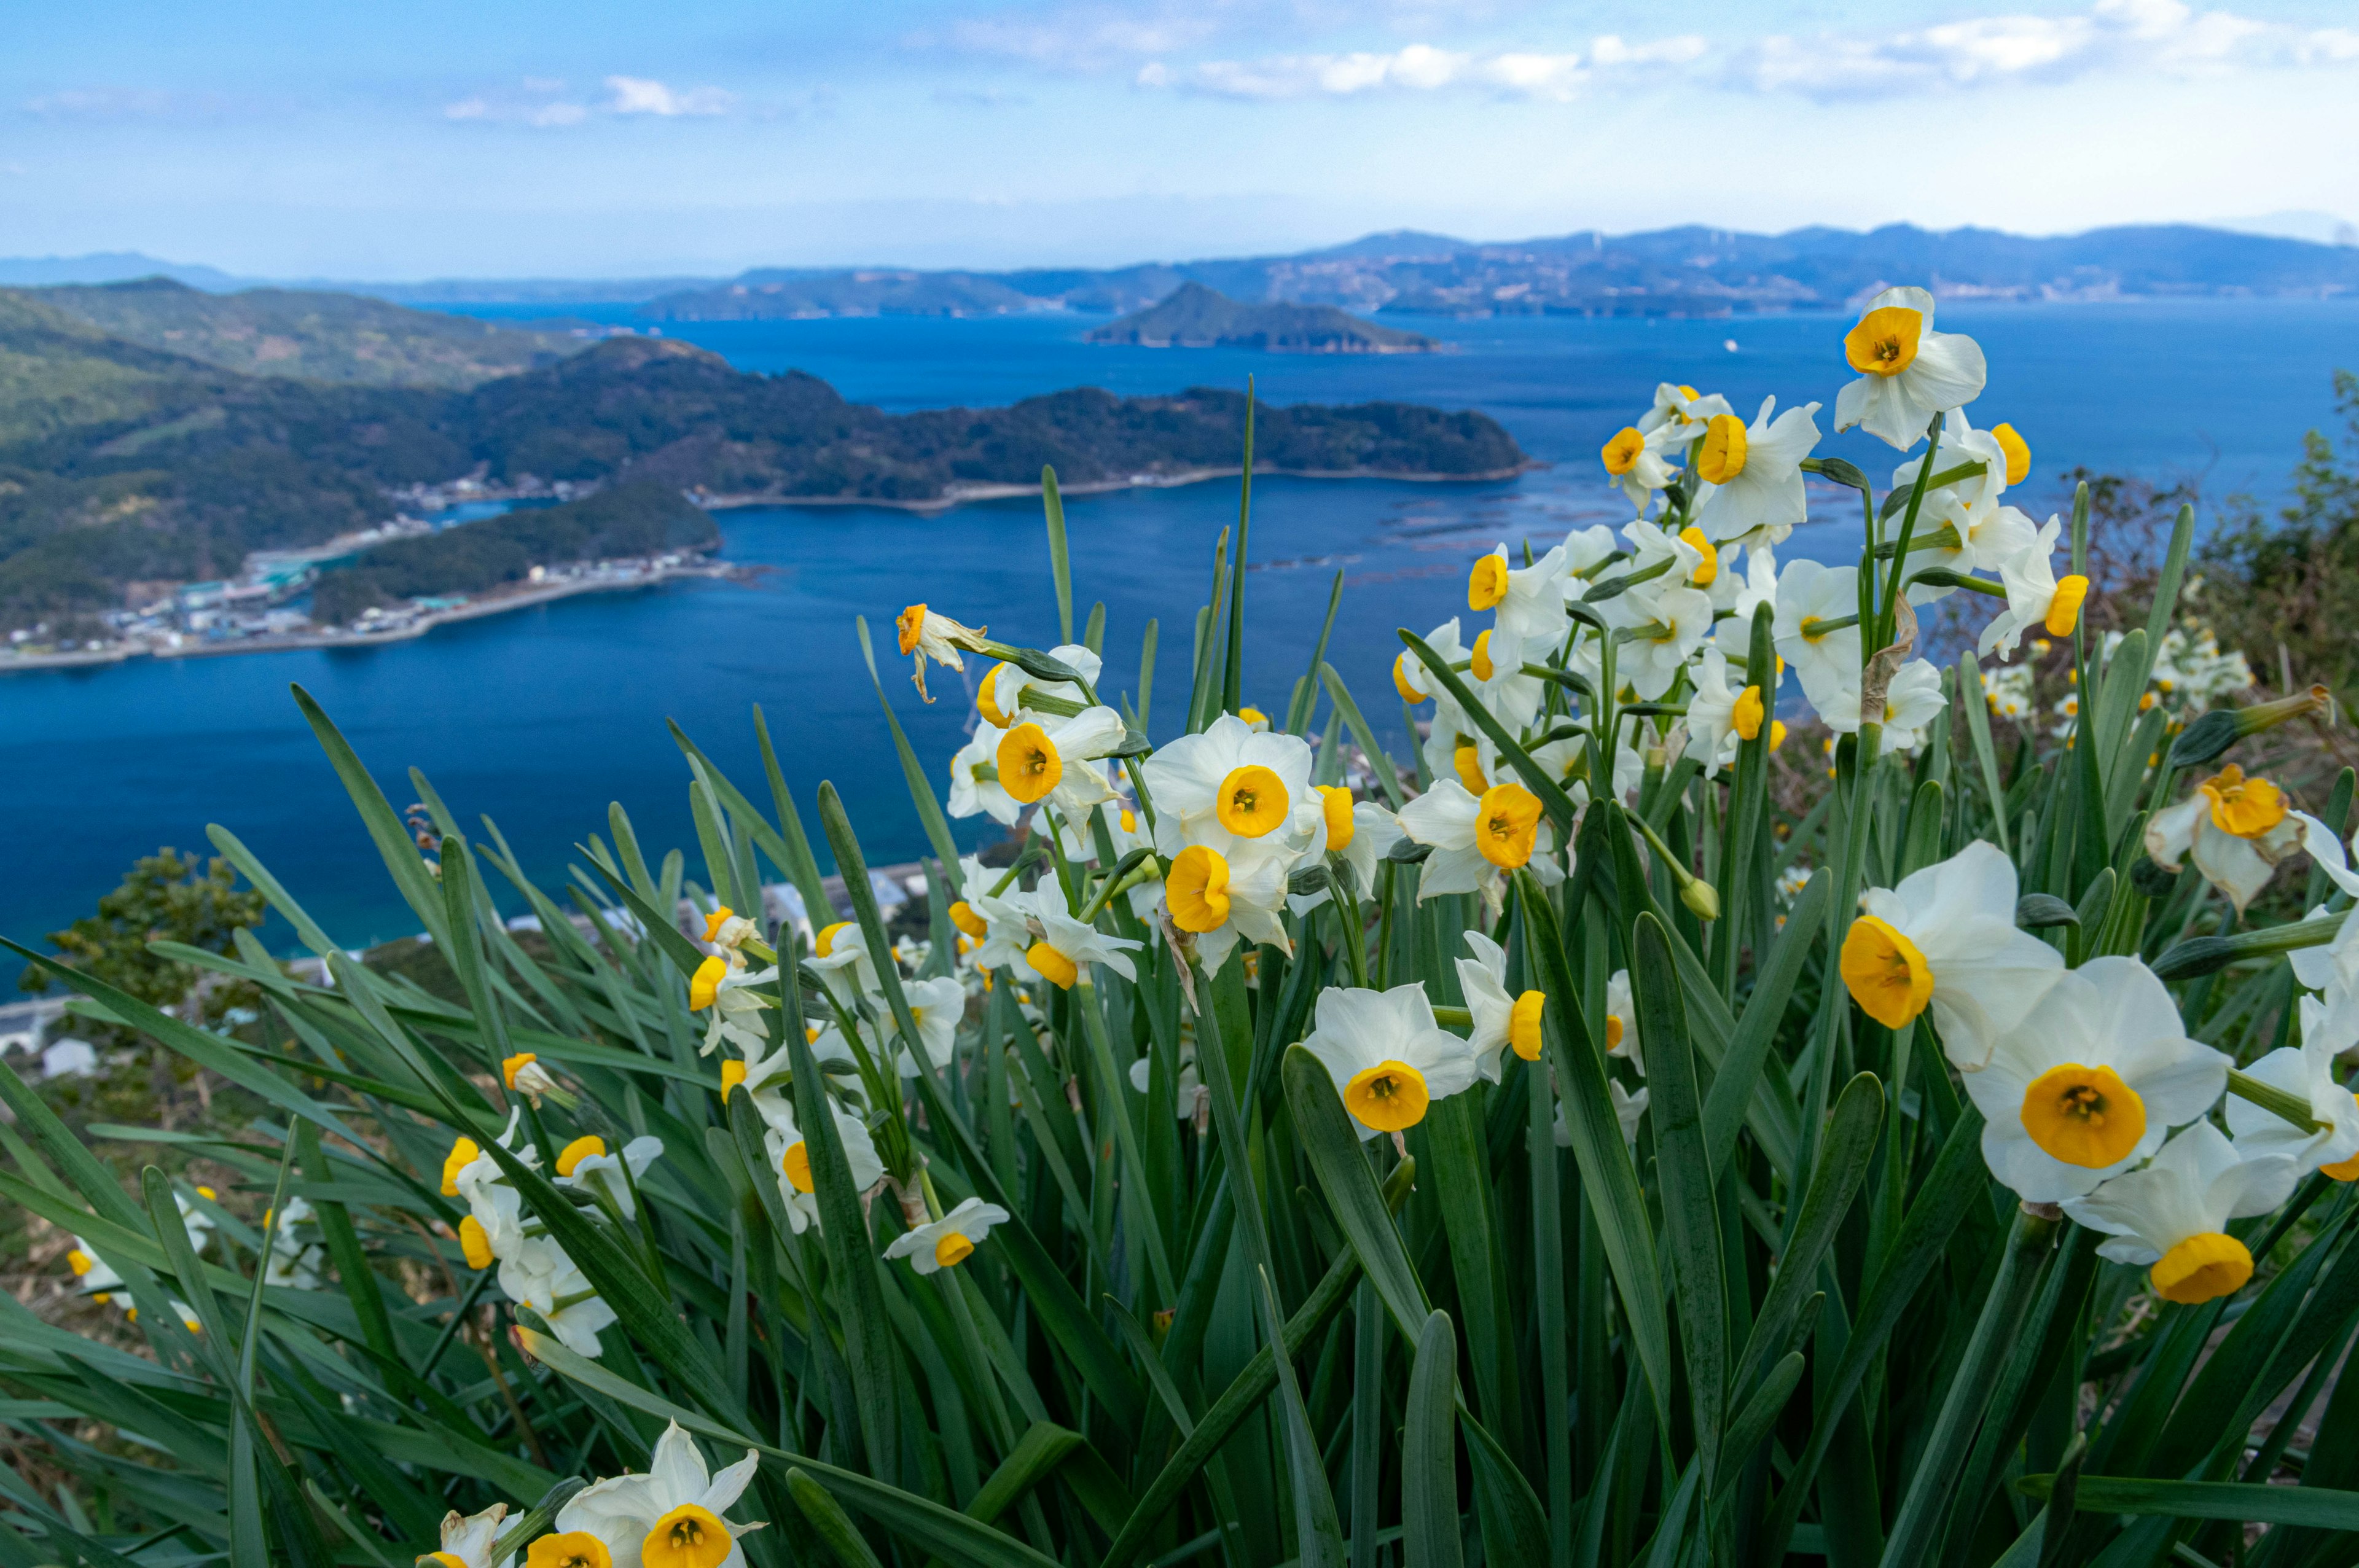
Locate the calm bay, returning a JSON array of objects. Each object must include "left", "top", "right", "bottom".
[{"left": 6, "top": 297, "right": 2357, "bottom": 964}]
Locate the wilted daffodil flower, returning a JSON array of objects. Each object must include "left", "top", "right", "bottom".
[
  {"left": 419, "top": 1500, "right": 516, "bottom": 1568},
  {"left": 1455, "top": 930, "right": 1545, "bottom": 1081},
  {"left": 1964, "top": 957, "right": 2229, "bottom": 1203},
  {"left": 896, "top": 603, "right": 988, "bottom": 702},
  {"left": 886, "top": 1196, "right": 1011, "bottom": 1274},
  {"left": 1833, "top": 285, "right": 1988, "bottom": 450},
  {"left": 1301, "top": 982, "right": 1480, "bottom": 1139},
  {"left": 555, "top": 1419, "right": 763, "bottom": 1568},
  {"left": 1839, "top": 841, "right": 2065, "bottom": 1070},
  {"left": 2064, "top": 1121, "right": 2298, "bottom": 1306},
  {"left": 2145, "top": 763, "right": 2359, "bottom": 914}
]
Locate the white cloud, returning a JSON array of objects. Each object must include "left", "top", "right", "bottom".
[
  {"left": 603, "top": 76, "right": 734, "bottom": 117},
  {"left": 441, "top": 76, "right": 732, "bottom": 127},
  {"left": 1140, "top": 36, "right": 1700, "bottom": 99},
  {"left": 1132, "top": 0, "right": 2356, "bottom": 104},
  {"left": 1731, "top": 0, "right": 2359, "bottom": 99}
]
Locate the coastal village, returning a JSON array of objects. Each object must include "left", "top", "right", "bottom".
[{"left": 0, "top": 476, "right": 734, "bottom": 673}]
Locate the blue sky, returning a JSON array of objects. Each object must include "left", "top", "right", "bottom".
[{"left": 5, "top": 0, "right": 2356, "bottom": 277}]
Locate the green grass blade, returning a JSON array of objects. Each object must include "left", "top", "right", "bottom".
[
  {"left": 1320, "top": 663, "right": 1408, "bottom": 809},
  {"left": 1403, "top": 1309, "right": 1463, "bottom": 1568},
  {"left": 1515, "top": 873, "right": 1672, "bottom": 1425},
  {"left": 290, "top": 684, "right": 448, "bottom": 945},
  {"left": 2016, "top": 1475, "right": 2359, "bottom": 1527},
  {"left": 1281, "top": 1044, "right": 1430, "bottom": 1338},
  {"left": 855, "top": 617, "right": 966, "bottom": 871},
  {"left": 1730, "top": 1071, "right": 1882, "bottom": 1400},
  {"left": 1259, "top": 1266, "right": 1347, "bottom": 1568},
  {"left": 789, "top": 1465, "right": 889, "bottom": 1568},
  {"left": 1044, "top": 466, "right": 1073, "bottom": 646},
  {"left": 1631, "top": 911, "right": 1727, "bottom": 1490}
]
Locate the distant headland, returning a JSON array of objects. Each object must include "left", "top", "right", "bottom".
[{"left": 1087, "top": 283, "right": 1440, "bottom": 353}]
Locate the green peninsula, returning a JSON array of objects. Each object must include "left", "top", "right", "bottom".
[
  {"left": 0, "top": 298, "right": 1525, "bottom": 631},
  {"left": 1088, "top": 283, "right": 1439, "bottom": 353}
]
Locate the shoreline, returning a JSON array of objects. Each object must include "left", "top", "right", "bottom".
[
  {"left": 702, "top": 460, "right": 1544, "bottom": 515},
  {"left": 0, "top": 561, "right": 738, "bottom": 676},
  {"left": 1, "top": 463, "right": 1536, "bottom": 674}
]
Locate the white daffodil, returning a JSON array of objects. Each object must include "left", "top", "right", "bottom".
[
  {"left": 1532, "top": 733, "right": 1644, "bottom": 812},
  {"left": 1694, "top": 396, "right": 1821, "bottom": 548},
  {"left": 420, "top": 1502, "right": 515, "bottom": 1568},
  {"left": 2225, "top": 997, "right": 2359, "bottom": 1177},
  {"left": 2291, "top": 903, "right": 2359, "bottom": 1010},
  {"left": 1617, "top": 586, "right": 1715, "bottom": 701},
  {"left": 1603, "top": 969, "right": 1644, "bottom": 1074},
  {"left": 1396, "top": 778, "right": 1562, "bottom": 900},
  {"left": 1392, "top": 617, "right": 1471, "bottom": 708},
  {"left": 1162, "top": 830, "right": 1296, "bottom": 975},
  {"left": 1561, "top": 524, "right": 1620, "bottom": 583},
  {"left": 895, "top": 603, "right": 987, "bottom": 702},
  {"left": 2063, "top": 1121, "right": 2298, "bottom": 1306},
  {"left": 65, "top": 1236, "right": 123, "bottom": 1303},
  {"left": 499, "top": 1238, "right": 617, "bottom": 1358},
  {"left": 555, "top": 1419, "right": 764, "bottom": 1568},
  {"left": 555, "top": 1134, "right": 664, "bottom": 1221},
  {"left": 894, "top": 974, "right": 967, "bottom": 1077},
  {"left": 1637, "top": 383, "right": 1735, "bottom": 449},
  {"left": 1299, "top": 982, "right": 1481, "bottom": 1139},
  {"left": 1682, "top": 646, "right": 1766, "bottom": 771},
  {"left": 1141, "top": 713, "right": 1320, "bottom": 856},
  {"left": 1833, "top": 286, "right": 1989, "bottom": 450},
  {"left": 262, "top": 1198, "right": 326, "bottom": 1291},
  {"left": 1470, "top": 542, "right": 1571, "bottom": 672},
  {"left": 1455, "top": 930, "right": 1546, "bottom": 1083},
  {"left": 886, "top": 1196, "right": 1012, "bottom": 1275},
  {"left": 1979, "top": 518, "right": 2089, "bottom": 660},
  {"left": 2145, "top": 765, "right": 2359, "bottom": 915},
  {"left": 995, "top": 707, "right": 1127, "bottom": 825},
  {"left": 1772, "top": 560, "right": 1863, "bottom": 718},
  {"left": 947, "top": 721, "right": 1023, "bottom": 826},
  {"left": 1816, "top": 658, "right": 1946, "bottom": 747},
  {"left": 805, "top": 921, "right": 890, "bottom": 1007},
  {"left": 979, "top": 642, "right": 1103, "bottom": 727},
  {"left": 1551, "top": 1080, "right": 1650, "bottom": 1152},
  {"left": 762, "top": 1099, "right": 885, "bottom": 1233},
  {"left": 1130, "top": 1038, "right": 1211, "bottom": 1125},
  {"left": 1906, "top": 498, "right": 2039, "bottom": 606},
  {"left": 1005, "top": 885, "right": 1143, "bottom": 989},
  {"left": 1839, "top": 841, "right": 2067, "bottom": 1070},
  {"left": 692, "top": 964, "right": 778, "bottom": 1058},
  {"left": 1600, "top": 424, "right": 1682, "bottom": 514},
  {"left": 1304, "top": 786, "right": 1401, "bottom": 906},
  {"left": 1422, "top": 699, "right": 1500, "bottom": 799},
  {"left": 1963, "top": 956, "right": 2230, "bottom": 1203}
]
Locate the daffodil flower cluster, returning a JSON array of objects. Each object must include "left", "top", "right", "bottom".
[{"left": 441, "top": 1109, "right": 660, "bottom": 1357}]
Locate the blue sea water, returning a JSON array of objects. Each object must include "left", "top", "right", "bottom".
[{"left": 7, "top": 300, "right": 2358, "bottom": 970}]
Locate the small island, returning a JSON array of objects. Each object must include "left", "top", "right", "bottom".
[{"left": 1088, "top": 283, "right": 1441, "bottom": 354}]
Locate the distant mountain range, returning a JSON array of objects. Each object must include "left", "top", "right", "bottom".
[
  {"left": 1087, "top": 283, "right": 1438, "bottom": 353},
  {"left": 11, "top": 219, "right": 2356, "bottom": 319},
  {"left": 634, "top": 224, "right": 2359, "bottom": 321}
]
